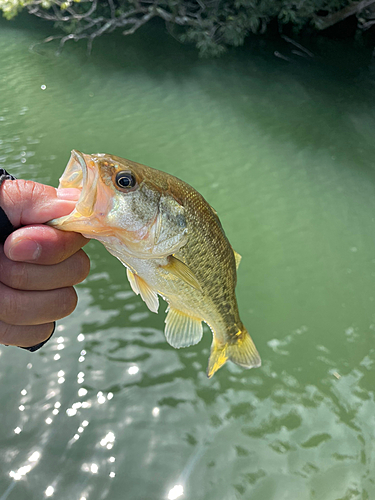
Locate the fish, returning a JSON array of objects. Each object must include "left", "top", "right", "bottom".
[{"left": 49, "top": 150, "right": 261, "bottom": 377}]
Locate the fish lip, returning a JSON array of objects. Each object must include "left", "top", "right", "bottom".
[
  {"left": 60, "top": 149, "right": 99, "bottom": 217},
  {"left": 58, "top": 149, "right": 85, "bottom": 190},
  {"left": 71, "top": 149, "right": 88, "bottom": 201},
  {"left": 71, "top": 149, "right": 87, "bottom": 178}
]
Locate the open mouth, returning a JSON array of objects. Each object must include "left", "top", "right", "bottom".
[
  {"left": 59, "top": 150, "right": 99, "bottom": 217},
  {"left": 58, "top": 149, "right": 86, "bottom": 191}
]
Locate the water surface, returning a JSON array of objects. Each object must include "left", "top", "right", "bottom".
[{"left": 1, "top": 15, "right": 375, "bottom": 500}]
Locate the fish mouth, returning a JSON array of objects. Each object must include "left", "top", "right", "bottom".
[{"left": 59, "top": 149, "right": 99, "bottom": 217}]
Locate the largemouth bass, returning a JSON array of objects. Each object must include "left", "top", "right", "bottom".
[{"left": 49, "top": 151, "right": 261, "bottom": 377}]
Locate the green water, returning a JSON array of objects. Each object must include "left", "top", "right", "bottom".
[{"left": 1, "top": 14, "right": 375, "bottom": 500}]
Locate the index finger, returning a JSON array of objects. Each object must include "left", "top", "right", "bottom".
[
  {"left": 4, "top": 224, "right": 89, "bottom": 265},
  {"left": 0, "top": 180, "right": 80, "bottom": 228}
]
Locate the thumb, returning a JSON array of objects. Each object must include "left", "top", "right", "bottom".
[{"left": 0, "top": 179, "right": 80, "bottom": 228}]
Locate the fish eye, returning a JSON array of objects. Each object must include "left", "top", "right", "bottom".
[{"left": 115, "top": 171, "right": 136, "bottom": 190}]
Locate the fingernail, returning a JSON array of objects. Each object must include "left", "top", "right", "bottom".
[
  {"left": 8, "top": 239, "right": 42, "bottom": 261},
  {"left": 56, "top": 188, "right": 81, "bottom": 201}
]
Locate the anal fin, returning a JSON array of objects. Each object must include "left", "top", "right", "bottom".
[
  {"left": 126, "top": 268, "right": 159, "bottom": 313},
  {"left": 165, "top": 307, "right": 203, "bottom": 348}
]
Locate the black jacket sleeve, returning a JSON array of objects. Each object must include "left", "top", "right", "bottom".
[{"left": 0, "top": 169, "right": 16, "bottom": 244}]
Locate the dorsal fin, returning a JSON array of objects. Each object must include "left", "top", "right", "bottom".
[
  {"left": 210, "top": 204, "right": 218, "bottom": 216},
  {"left": 233, "top": 249, "right": 242, "bottom": 269}
]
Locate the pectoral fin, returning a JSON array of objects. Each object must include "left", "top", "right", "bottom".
[
  {"left": 164, "top": 307, "right": 203, "bottom": 348},
  {"left": 126, "top": 268, "right": 159, "bottom": 313},
  {"left": 161, "top": 256, "right": 202, "bottom": 292}
]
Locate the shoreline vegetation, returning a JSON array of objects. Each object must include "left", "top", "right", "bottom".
[{"left": 1, "top": 0, "right": 375, "bottom": 56}]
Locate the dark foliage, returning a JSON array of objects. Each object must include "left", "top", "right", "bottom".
[{"left": 2, "top": 0, "right": 375, "bottom": 55}]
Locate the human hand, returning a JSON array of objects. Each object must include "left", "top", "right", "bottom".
[{"left": 0, "top": 179, "right": 90, "bottom": 349}]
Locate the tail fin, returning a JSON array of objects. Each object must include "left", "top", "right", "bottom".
[{"left": 207, "top": 326, "right": 261, "bottom": 378}]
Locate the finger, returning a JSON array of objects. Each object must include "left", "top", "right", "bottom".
[
  {"left": 0, "top": 247, "right": 90, "bottom": 290},
  {"left": 0, "top": 282, "right": 78, "bottom": 325},
  {"left": 4, "top": 224, "right": 89, "bottom": 264},
  {"left": 0, "top": 320, "right": 55, "bottom": 348},
  {"left": 0, "top": 179, "right": 80, "bottom": 228}
]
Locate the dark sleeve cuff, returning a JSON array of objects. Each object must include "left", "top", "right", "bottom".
[
  {"left": 18, "top": 324, "right": 56, "bottom": 352},
  {"left": 0, "top": 169, "right": 16, "bottom": 244}
]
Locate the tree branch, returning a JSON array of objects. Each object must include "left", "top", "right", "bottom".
[{"left": 314, "top": 0, "right": 375, "bottom": 30}]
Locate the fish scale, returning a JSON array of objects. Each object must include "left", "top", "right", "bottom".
[{"left": 49, "top": 150, "right": 261, "bottom": 377}]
